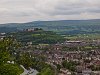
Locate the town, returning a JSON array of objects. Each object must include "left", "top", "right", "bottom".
[
  {"left": 0, "top": 28, "right": 100, "bottom": 75},
  {"left": 26, "top": 40, "right": 100, "bottom": 75}
]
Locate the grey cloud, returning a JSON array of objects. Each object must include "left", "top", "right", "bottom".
[{"left": 0, "top": 0, "right": 100, "bottom": 23}]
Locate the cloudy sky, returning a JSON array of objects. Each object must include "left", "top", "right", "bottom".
[{"left": 0, "top": 0, "right": 100, "bottom": 24}]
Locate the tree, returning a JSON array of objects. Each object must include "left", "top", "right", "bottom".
[
  {"left": 18, "top": 53, "right": 33, "bottom": 69},
  {"left": 62, "top": 61, "right": 76, "bottom": 71},
  {"left": 38, "top": 67, "right": 54, "bottom": 75},
  {"left": 0, "top": 38, "right": 23, "bottom": 75}
]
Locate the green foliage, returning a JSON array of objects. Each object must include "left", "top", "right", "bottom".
[
  {"left": 32, "top": 57, "right": 51, "bottom": 72},
  {"left": 56, "top": 64, "right": 61, "bottom": 70},
  {"left": 17, "top": 53, "right": 33, "bottom": 69},
  {"left": 37, "top": 67, "right": 54, "bottom": 75},
  {"left": 9, "top": 31, "right": 65, "bottom": 44},
  {"left": 16, "top": 51, "right": 55, "bottom": 75},
  {"left": 62, "top": 61, "right": 77, "bottom": 71},
  {"left": 0, "top": 64, "right": 23, "bottom": 75},
  {"left": 0, "top": 38, "right": 24, "bottom": 75},
  {"left": 0, "top": 51, "right": 10, "bottom": 64},
  {"left": 0, "top": 39, "right": 12, "bottom": 64}
]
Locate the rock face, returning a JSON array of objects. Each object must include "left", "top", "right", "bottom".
[{"left": 20, "top": 65, "right": 38, "bottom": 75}]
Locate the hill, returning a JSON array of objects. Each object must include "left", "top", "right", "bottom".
[
  {"left": 0, "top": 19, "right": 100, "bottom": 35},
  {"left": 7, "top": 30, "right": 65, "bottom": 44}
]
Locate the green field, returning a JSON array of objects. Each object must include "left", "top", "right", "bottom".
[{"left": 64, "top": 33, "right": 100, "bottom": 40}]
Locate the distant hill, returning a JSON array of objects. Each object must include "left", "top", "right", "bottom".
[
  {"left": 0, "top": 27, "right": 18, "bottom": 33},
  {"left": 0, "top": 19, "right": 100, "bottom": 35}
]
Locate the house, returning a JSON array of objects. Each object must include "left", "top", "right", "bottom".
[
  {"left": 82, "top": 69, "right": 92, "bottom": 75},
  {"left": 60, "top": 68, "right": 71, "bottom": 75}
]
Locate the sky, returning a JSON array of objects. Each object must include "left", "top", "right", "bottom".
[{"left": 0, "top": 0, "right": 100, "bottom": 24}]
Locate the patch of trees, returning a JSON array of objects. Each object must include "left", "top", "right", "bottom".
[
  {"left": 62, "top": 60, "right": 78, "bottom": 72},
  {"left": 8, "top": 30, "right": 65, "bottom": 45},
  {"left": 0, "top": 38, "right": 23, "bottom": 75},
  {"left": 17, "top": 52, "right": 55, "bottom": 75}
]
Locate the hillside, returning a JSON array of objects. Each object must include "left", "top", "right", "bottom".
[
  {"left": 7, "top": 30, "right": 65, "bottom": 45},
  {"left": 0, "top": 19, "right": 100, "bottom": 35}
]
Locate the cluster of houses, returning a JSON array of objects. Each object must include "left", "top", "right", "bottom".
[
  {"left": 48, "top": 50, "right": 100, "bottom": 75},
  {"left": 29, "top": 40, "right": 100, "bottom": 75},
  {"left": 46, "top": 43, "right": 100, "bottom": 75},
  {"left": 24, "top": 28, "right": 42, "bottom": 32},
  {"left": 0, "top": 33, "right": 6, "bottom": 40}
]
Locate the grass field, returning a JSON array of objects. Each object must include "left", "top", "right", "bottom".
[{"left": 64, "top": 33, "right": 100, "bottom": 40}]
